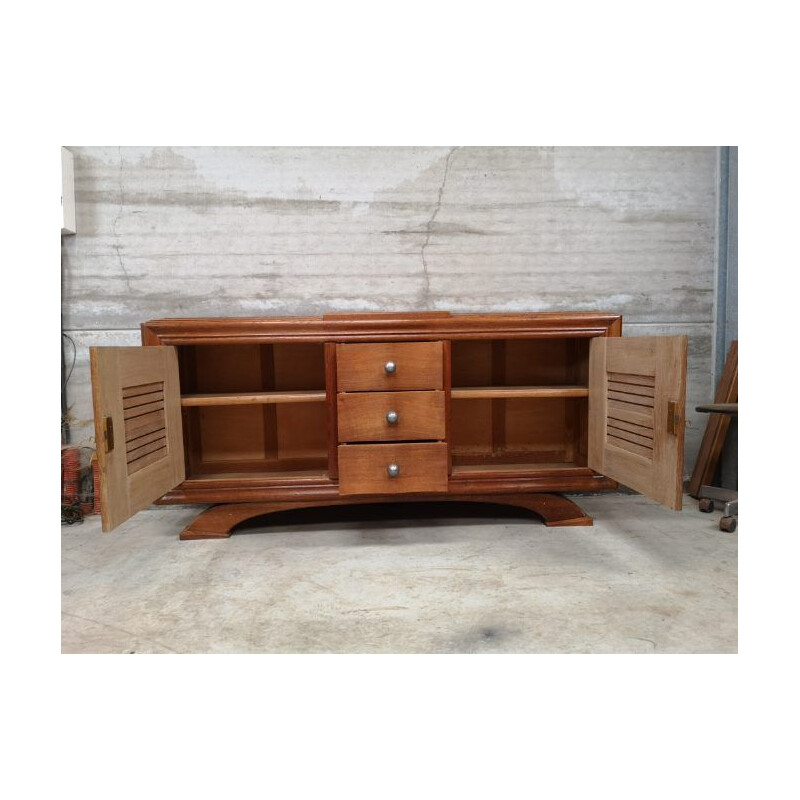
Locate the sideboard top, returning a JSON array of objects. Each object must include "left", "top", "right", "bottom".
[{"left": 141, "top": 311, "right": 623, "bottom": 345}]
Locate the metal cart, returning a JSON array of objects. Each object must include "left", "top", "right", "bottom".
[{"left": 695, "top": 403, "right": 738, "bottom": 532}]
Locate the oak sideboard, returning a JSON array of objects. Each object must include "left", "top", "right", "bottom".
[{"left": 90, "top": 312, "right": 688, "bottom": 539}]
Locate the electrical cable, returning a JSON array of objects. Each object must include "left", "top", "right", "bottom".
[
  {"left": 62, "top": 332, "right": 76, "bottom": 390},
  {"left": 61, "top": 333, "right": 77, "bottom": 443}
]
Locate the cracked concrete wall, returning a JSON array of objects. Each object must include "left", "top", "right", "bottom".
[{"left": 62, "top": 146, "right": 718, "bottom": 474}]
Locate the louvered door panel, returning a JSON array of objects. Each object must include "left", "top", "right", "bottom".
[
  {"left": 123, "top": 382, "right": 168, "bottom": 474},
  {"left": 90, "top": 347, "right": 185, "bottom": 531},
  {"left": 588, "top": 336, "right": 687, "bottom": 510},
  {"left": 606, "top": 372, "right": 655, "bottom": 459}
]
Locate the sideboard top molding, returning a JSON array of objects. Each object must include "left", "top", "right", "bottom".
[{"left": 141, "top": 311, "right": 623, "bottom": 345}]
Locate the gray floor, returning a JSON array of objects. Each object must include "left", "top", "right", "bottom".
[{"left": 61, "top": 494, "right": 737, "bottom": 654}]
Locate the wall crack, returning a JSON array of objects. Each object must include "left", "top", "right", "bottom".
[
  {"left": 113, "top": 147, "right": 132, "bottom": 292},
  {"left": 420, "top": 146, "right": 458, "bottom": 307}
]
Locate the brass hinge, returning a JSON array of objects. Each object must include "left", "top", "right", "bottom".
[
  {"left": 667, "top": 401, "right": 682, "bottom": 435},
  {"left": 103, "top": 416, "right": 115, "bottom": 453}
]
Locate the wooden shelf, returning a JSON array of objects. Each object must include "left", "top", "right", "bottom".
[
  {"left": 184, "top": 470, "right": 330, "bottom": 482},
  {"left": 451, "top": 385, "right": 589, "bottom": 400},
  {"left": 451, "top": 462, "right": 586, "bottom": 474},
  {"left": 181, "top": 390, "right": 326, "bottom": 407}
]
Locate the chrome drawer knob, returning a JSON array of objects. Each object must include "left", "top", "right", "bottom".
[
  {"left": 387, "top": 463, "right": 400, "bottom": 478},
  {"left": 386, "top": 410, "right": 399, "bottom": 425},
  {"left": 384, "top": 361, "right": 397, "bottom": 374}
]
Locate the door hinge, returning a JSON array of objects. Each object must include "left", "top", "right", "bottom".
[
  {"left": 103, "top": 416, "right": 114, "bottom": 453},
  {"left": 667, "top": 401, "right": 682, "bottom": 435}
]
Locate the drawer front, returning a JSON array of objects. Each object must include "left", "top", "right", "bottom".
[
  {"left": 336, "top": 341, "right": 444, "bottom": 391},
  {"left": 338, "top": 442, "right": 448, "bottom": 495},
  {"left": 338, "top": 391, "right": 445, "bottom": 443}
]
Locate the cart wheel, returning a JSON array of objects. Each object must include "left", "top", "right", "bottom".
[
  {"left": 699, "top": 498, "right": 714, "bottom": 512},
  {"left": 720, "top": 516, "right": 737, "bottom": 532}
]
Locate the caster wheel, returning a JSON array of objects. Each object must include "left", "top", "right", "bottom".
[
  {"left": 720, "top": 516, "right": 737, "bottom": 532},
  {"left": 699, "top": 498, "right": 714, "bottom": 512}
]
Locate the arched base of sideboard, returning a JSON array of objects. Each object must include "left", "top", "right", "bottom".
[{"left": 179, "top": 493, "right": 593, "bottom": 540}]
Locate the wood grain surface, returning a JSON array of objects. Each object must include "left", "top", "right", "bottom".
[{"left": 337, "top": 391, "right": 445, "bottom": 442}]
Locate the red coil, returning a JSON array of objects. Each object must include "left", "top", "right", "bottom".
[
  {"left": 61, "top": 447, "right": 80, "bottom": 504},
  {"left": 92, "top": 459, "right": 101, "bottom": 515}
]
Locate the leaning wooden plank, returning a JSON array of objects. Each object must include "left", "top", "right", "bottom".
[{"left": 688, "top": 341, "right": 738, "bottom": 497}]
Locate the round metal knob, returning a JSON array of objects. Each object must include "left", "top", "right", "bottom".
[
  {"left": 386, "top": 410, "right": 399, "bottom": 425},
  {"left": 387, "top": 463, "right": 400, "bottom": 478},
  {"left": 384, "top": 361, "right": 397, "bottom": 375}
]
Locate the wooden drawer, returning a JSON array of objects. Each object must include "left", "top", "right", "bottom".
[
  {"left": 338, "top": 390, "right": 445, "bottom": 443},
  {"left": 338, "top": 442, "right": 448, "bottom": 495},
  {"left": 336, "top": 341, "right": 444, "bottom": 391}
]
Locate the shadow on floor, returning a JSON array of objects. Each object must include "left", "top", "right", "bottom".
[{"left": 232, "top": 500, "right": 551, "bottom": 536}]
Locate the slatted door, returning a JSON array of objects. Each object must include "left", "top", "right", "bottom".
[
  {"left": 90, "top": 347, "right": 185, "bottom": 531},
  {"left": 588, "top": 336, "right": 688, "bottom": 510}
]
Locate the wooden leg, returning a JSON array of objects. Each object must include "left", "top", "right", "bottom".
[
  {"left": 474, "top": 493, "right": 593, "bottom": 527},
  {"left": 179, "top": 493, "right": 592, "bottom": 540},
  {"left": 180, "top": 502, "right": 298, "bottom": 540}
]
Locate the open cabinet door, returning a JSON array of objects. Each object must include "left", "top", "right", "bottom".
[
  {"left": 90, "top": 347, "right": 185, "bottom": 531},
  {"left": 588, "top": 336, "right": 688, "bottom": 510}
]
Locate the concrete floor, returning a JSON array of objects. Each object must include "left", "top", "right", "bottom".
[{"left": 61, "top": 494, "right": 737, "bottom": 654}]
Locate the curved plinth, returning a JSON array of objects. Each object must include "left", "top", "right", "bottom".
[{"left": 179, "top": 493, "right": 592, "bottom": 540}]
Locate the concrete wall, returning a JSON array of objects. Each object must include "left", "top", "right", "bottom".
[{"left": 62, "top": 146, "right": 719, "bottom": 475}]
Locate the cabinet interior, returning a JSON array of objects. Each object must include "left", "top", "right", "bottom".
[
  {"left": 174, "top": 337, "right": 593, "bottom": 481},
  {"left": 177, "top": 344, "right": 328, "bottom": 479},
  {"left": 450, "top": 338, "right": 590, "bottom": 471}
]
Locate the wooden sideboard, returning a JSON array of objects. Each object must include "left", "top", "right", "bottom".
[{"left": 90, "top": 312, "right": 688, "bottom": 539}]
